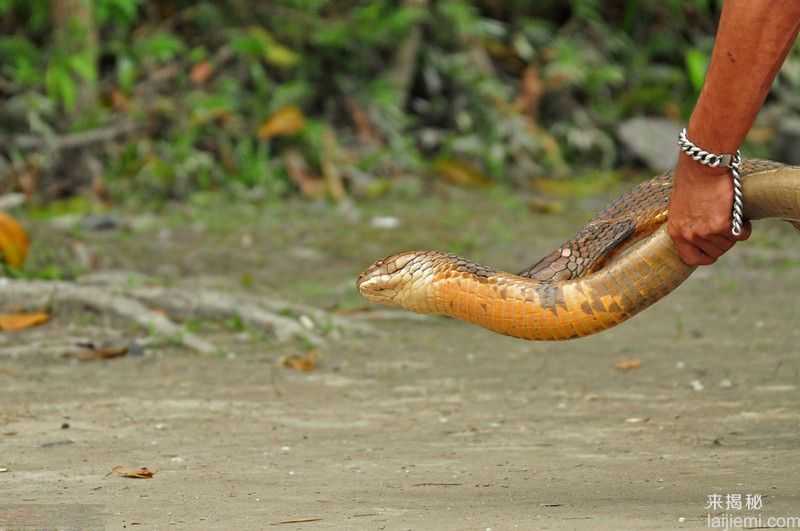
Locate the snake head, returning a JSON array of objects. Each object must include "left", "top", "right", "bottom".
[{"left": 357, "top": 251, "right": 434, "bottom": 309}]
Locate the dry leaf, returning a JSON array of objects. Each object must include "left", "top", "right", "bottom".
[
  {"left": 109, "top": 89, "right": 130, "bottom": 112},
  {"left": 68, "top": 343, "right": 128, "bottom": 362},
  {"left": 280, "top": 350, "right": 318, "bottom": 372},
  {"left": 111, "top": 466, "right": 155, "bottom": 479},
  {"left": 527, "top": 196, "right": 564, "bottom": 215},
  {"left": 345, "top": 97, "right": 381, "bottom": 146},
  {"left": 0, "top": 312, "right": 49, "bottom": 332},
  {"left": 615, "top": 358, "right": 641, "bottom": 371},
  {"left": 434, "top": 159, "right": 492, "bottom": 187},
  {"left": 190, "top": 61, "right": 214, "bottom": 85},
  {"left": 258, "top": 106, "right": 306, "bottom": 140},
  {"left": 0, "top": 212, "right": 30, "bottom": 268},
  {"left": 515, "top": 65, "right": 544, "bottom": 119},
  {"left": 284, "top": 150, "right": 326, "bottom": 199}
]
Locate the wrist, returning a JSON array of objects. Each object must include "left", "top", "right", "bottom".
[{"left": 675, "top": 151, "right": 730, "bottom": 179}]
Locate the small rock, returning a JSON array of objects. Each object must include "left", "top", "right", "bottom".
[
  {"left": 49, "top": 215, "right": 81, "bottom": 230},
  {"left": 290, "top": 247, "right": 323, "bottom": 261},
  {"left": 80, "top": 214, "right": 122, "bottom": 232},
  {"left": 618, "top": 117, "right": 681, "bottom": 172},
  {"left": 0, "top": 193, "right": 26, "bottom": 210},
  {"left": 299, "top": 315, "right": 314, "bottom": 330},
  {"left": 127, "top": 341, "right": 146, "bottom": 357},
  {"left": 129, "top": 214, "right": 159, "bottom": 232},
  {"left": 719, "top": 378, "right": 733, "bottom": 389},
  {"left": 370, "top": 216, "right": 400, "bottom": 229},
  {"left": 690, "top": 380, "right": 704, "bottom": 392}
]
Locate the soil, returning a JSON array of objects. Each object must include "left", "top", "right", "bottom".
[{"left": 2, "top": 187, "right": 800, "bottom": 530}]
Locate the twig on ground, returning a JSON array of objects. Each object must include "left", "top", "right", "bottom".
[{"left": 7, "top": 121, "right": 141, "bottom": 152}]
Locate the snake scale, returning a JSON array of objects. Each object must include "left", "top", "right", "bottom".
[{"left": 357, "top": 159, "right": 800, "bottom": 340}]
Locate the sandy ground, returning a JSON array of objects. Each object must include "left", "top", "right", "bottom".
[{"left": 2, "top": 191, "right": 800, "bottom": 530}]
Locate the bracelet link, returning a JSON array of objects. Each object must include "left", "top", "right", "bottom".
[
  {"left": 717, "top": 153, "right": 734, "bottom": 168},
  {"left": 677, "top": 128, "right": 744, "bottom": 237}
]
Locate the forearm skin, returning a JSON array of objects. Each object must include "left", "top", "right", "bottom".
[{"left": 687, "top": 0, "right": 800, "bottom": 159}]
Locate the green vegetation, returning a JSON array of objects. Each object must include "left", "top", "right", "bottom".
[{"left": 0, "top": 1, "right": 796, "bottom": 205}]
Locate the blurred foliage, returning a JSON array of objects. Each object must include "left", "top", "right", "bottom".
[{"left": 0, "top": 0, "right": 796, "bottom": 204}]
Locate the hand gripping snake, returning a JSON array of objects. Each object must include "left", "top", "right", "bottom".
[{"left": 357, "top": 159, "right": 800, "bottom": 340}]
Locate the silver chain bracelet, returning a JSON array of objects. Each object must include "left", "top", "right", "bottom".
[{"left": 677, "top": 128, "right": 744, "bottom": 236}]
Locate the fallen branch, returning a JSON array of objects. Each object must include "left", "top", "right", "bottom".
[
  {"left": 6, "top": 121, "right": 141, "bottom": 152},
  {"left": 0, "top": 280, "right": 216, "bottom": 354},
  {"left": 76, "top": 271, "right": 373, "bottom": 337},
  {"left": 1, "top": 275, "right": 375, "bottom": 354},
  {"left": 123, "top": 287, "right": 326, "bottom": 346}
]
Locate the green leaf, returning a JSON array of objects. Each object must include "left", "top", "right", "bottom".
[
  {"left": 95, "top": 0, "right": 141, "bottom": 24},
  {"left": 45, "top": 63, "right": 77, "bottom": 110},
  {"left": 231, "top": 27, "right": 298, "bottom": 68},
  {"left": 134, "top": 31, "right": 185, "bottom": 63},
  {"left": 685, "top": 48, "right": 709, "bottom": 92},
  {"left": 68, "top": 53, "right": 97, "bottom": 82},
  {"left": 117, "top": 55, "right": 137, "bottom": 91}
]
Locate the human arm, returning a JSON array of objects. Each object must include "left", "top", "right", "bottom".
[{"left": 668, "top": 0, "right": 800, "bottom": 265}]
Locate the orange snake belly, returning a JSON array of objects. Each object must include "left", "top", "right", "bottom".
[{"left": 357, "top": 160, "right": 800, "bottom": 340}]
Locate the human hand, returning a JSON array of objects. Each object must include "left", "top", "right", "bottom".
[{"left": 667, "top": 153, "right": 751, "bottom": 266}]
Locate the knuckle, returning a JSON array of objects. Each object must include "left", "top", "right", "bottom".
[
  {"left": 713, "top": 220, "right": 730, "bottom": 233},
  {"left": 683, "top": 229, "right": 699, "bottom": 242}
]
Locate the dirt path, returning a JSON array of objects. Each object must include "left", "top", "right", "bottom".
[{"left": 2, "top": 191, "right": 800, "bottom": 530}]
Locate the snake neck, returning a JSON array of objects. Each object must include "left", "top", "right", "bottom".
[{"left": 418, "top": 227, "right": 694, "bottom": 340}]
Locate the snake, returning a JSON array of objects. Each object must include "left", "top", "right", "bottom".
[{"left": 357, "top": 159, "right": 800, "bottom": 340}]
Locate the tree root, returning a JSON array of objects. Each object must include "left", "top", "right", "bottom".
[
  {"left": 0, "top": 277, "right": 375, "bottom": 354},
  {"left": 1, "top": 280, "right": 217, "bottom": 353},
  {"left": 122, "top": 287, "right": 328, "bottom": 345}
]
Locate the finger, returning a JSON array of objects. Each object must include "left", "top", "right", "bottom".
[
  {"left": 734, "top": 220, "right": 752, "bottom": 241},
  {"left": 704, "top": 234, "right": 735, "bottom": 253},
  {"left": 676, "top": 242, "right": 715, "bottom": 266},
  {"left": 694, "top": 238, "right": 727, "bottom": 260}
]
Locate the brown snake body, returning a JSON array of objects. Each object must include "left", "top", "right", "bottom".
[{"left": 357, "top": 159, "right": 800, "bottom": 340}]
